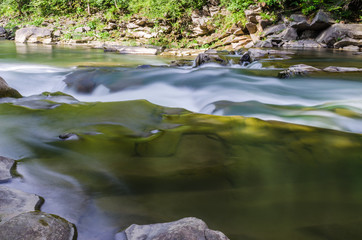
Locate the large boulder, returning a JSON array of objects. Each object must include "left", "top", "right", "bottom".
[
  {"left": 290, "top": 10, "right": 334, "bottom": 32},
  {"left": 0, "top": 77, "right": 22, "bottom": 98},
  {"left": 0, "top": 156, "right": 15, "bottom": 182},
  {"left": 316, "top": 24, "right": 362, "bottom": 47},
  {"left": 0, "top": 186, "right": 42, "bottom": 224},
  {"left": 115, "top": 217, "right": 230, "bottom": 240},
  {"left": 0, "top": 211, "right": 76, "bottom": 240},
  {"left": 15, "top": 27, "right": 53, "bottom": 44}
]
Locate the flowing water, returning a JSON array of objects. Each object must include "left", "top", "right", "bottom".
[{"left": 1, "top": 41, "right": 362, "bottom": 240}]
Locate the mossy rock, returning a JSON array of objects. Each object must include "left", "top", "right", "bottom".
[{"left": 0, "top": 77, "right": 22, "bottom": 98}]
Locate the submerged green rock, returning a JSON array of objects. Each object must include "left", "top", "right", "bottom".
[
  {"left": 1, "top": 99, "right": 362, "bottom": 240},
  {"left": 0, "top": 77, "right": 22, "bottom": 98}
]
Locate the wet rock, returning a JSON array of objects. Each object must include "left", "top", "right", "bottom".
[
  {"left": 193, "top": 53, "right": 228, "bottom": 67},
  {"left": 323, "top": 66, "right": 362, "bottom": 72},
  {"left": 0, "top": 186, "right": 42, "bottom": 224},
  {"left": 0, "top": 76, "right": 22, "bottom": 98},
  {"left": 0, "top": 156, "right": 15, "bottom": 182},
  {"left": 59, "top": 133, "right": 80, "bottom": 141},
  {"left": 0, "top": 211, "right": 76, "bottom": 240},
  {"left": 239, "top": 52, "right": 252, "bottom": 66},
  {"left": 316, "top": 24, "right": 362, "bottom": 47},
  {"left": 15, "top": 27, "right": 53, "bottom": 44},
  {"left": 115, "top": 217, "right": 230, "bottom": 240},
  {"left": 169, "top": 60, "right": 194, "bottom": 67},
  {"left": 278, "top": 64, "right": 321, "bottom": 78},
  {"left": 247, "top": 48, "right": 294, "bottom": 59}
]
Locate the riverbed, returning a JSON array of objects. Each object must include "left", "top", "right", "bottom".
[{"left": 1, "top": 41, "right": 362, "bottom": 240}]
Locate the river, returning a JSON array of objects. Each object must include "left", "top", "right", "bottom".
[{"left": 1, "top": 41, "right": 362, "bottom": 240}]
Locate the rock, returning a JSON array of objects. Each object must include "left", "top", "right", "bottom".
[
  {"left": 0, "top": 211, "right": 76, "bottom": 240},
  {"left": 333, "top": 38, "right": 362, "bottom": 49},
  {"left": 278, "top": 27, "right": 298, "bottom": 40},
  {"left": 115, "top": 217, "right": 230, "bottom": 240},
  {"left": 247, "top": 48, "right": 294, "bottom": 59},
  {"left": 116, "top": 46, "right": 161, "bottom": 55},
  {"left": 53, "top": 30, "right": 62, "bottom": 37},
  {"left": 15, "top": 27, "right": 53, "bottom": 44},
  {"left": 239, "top": 52, "right": 252, "bottom": 66},
  {"left": 0, "top": 76, "right": 22, "bottom": 98},
  {"left": 233, "top": 28, "right": 244, "bottom": 36},
  {"left": 342, "top": 45, "right": 360, "bottom": 51},
  {"left": 84, "top": 26, "right": 91, "bottom": 32},
  {"left": 309, "top": 9, "right": 334, "bottom": 31},
  {"left": 244, "top": 6, "right": 262, "bottom": 24},
  {"left": 0, "top": 27, "right": 6, "bottom": 37},
  {"left": 0, "top": 156, "right": 15, "bottom": 182},
  {"left": 283, "top": 40, "right": 322, "bottom": 49},
  {"left": 316, "top": 24, "right": 362, "bottom": 47},
  {"left": 323, "top": 66, "right": 362, "bottom": 72},
  {"left": 254, "top": 39, "right": 273, "bottom": 48},
  {"left": 193, "top": 53, "right": 228, "bottom": 67},
  {"left": 262, "top": 24, "right": 286, "bottom": 37},
  {"left": 0, "top": 186, "right": 42, "bottom": 224},
  {"left": 245, "top": 22, "right": 258, "bottom": 34},
  {"left": 278, "top": 64, "right": 321, "bottom": 78},
  {"left": 59, "top": 133, "right": 80, "bottom": 141},
  {"left": 289, "top": 14, "right": 308, "bottom": 23},
  {"left": 74, "top": 27, "right": 84, "bottom": 33},
  {"left": 289, "top": 14, "right": 309, "bottom": 31},
  {"left": 169, "top": 60, "right": 194, "bottom": 67},
  {"left": 300, "top": 30, "right": 319, "bottom": 39}
]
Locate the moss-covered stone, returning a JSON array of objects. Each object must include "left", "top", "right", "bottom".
[{"left": 0, "top": 77, "right": 22, "bottom": 98}]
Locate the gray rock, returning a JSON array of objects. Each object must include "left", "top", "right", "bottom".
[
  {"left": 244, "top": 6, "right": 262, "bottom": 24},
  {"left": 53, "top": 30, "right": 62, "bottom": 37},
  {"left": 0, "top": 76, "right": 22, "bottom": 98},
  {"left": 279, "top": 27, "right": 298, "bottom": 40},
  {"left": 262, "top": 24, "right": 286, "bottom": 37},
  {"left": 74, "top": 27, "right": 84, "bottom": 33},
  {"left": 343, "top": 45, "right": 360, "bottom": 51},
  {"left": 0, "top": 27, "right": 6, "bottom": 36},
  {"left": 278, "top": 64, "right": 321, "bottom": 78},
  {"left": 283, "top": 40, "right": 322, "bottom": 49},
  {"left": 334, "top": 38, "right": 362, "bottom": 49},
  {"left": 0, "top": 211, "right": 76, "bottom": 240},
  {"left": 247, "top": 48, "right": 294, "bottom": 59},
  {"left": 0, "top": 156, "right": 15, "bottom": 182},
  {"left": 115, "top": 217, "right": 229, "bottom": 240},
  {"left": 15, "top": 27, "right": 53, "bottom": 44},
  {"left": 193, "top": 53, "right": 228, "bottom": 67},
  {"left": 84, "top": 26, "right": 91, "bottom": 32},
  {"left": 116, "top": 46, "right": 161, "bottom": 55},
  {"left": 323, "top": 66, "right": 362, "bottom": 72},
  {"left": 309, "top": 9, "right": 334, "bottom": 31},
  {"left": 300, "top": 30, "right": 319, "bottom": 39},
  {"left": 316, "top": 24, "right": 362, "bottom": 47},
  {"left": 0, "top": 186, "right": 42, "bottom": 224},
  {"left": 289, "top": 14, "right": 307, "bottom": 23}
]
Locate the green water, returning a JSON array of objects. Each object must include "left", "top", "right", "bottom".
[{"left": 1, "top": 41, "right": 362, "bottom": 240}]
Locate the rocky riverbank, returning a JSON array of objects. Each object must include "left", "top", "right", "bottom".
[{"left": 1, "top": 4, "right": 361, "bottom": 56}]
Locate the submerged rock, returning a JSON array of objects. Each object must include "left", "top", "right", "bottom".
[
  {"left": 278, "top": 64, "right": 321, "bottom": 78},
  {"left": 0, "top": 156, "right": 15, "bottom": 182},
  {"left": 115, "top": 217, "right": 230, "bottom": 240},
  {"left": 323, "top": 66, "right": 362, "bottom": 72},
  {"left": 0, "top": 211, "right": 76, "bottom": 240},
  {"left": 0, "top": 77, "right": 22, "bottom": 98},
  {"left": 193, "top": 53, "right": 228, "bottom": 67},
  {"left": 0, "top": 186, "right": 43, "bottom": 224}
]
